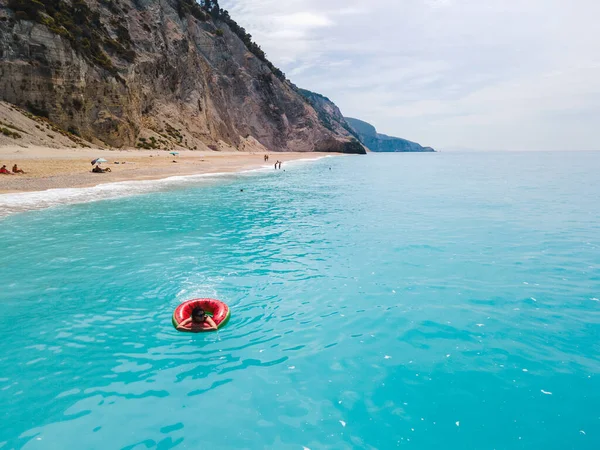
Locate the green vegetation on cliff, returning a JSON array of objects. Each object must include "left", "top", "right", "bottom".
[
  {"left": 7, "top": 0, "right": 283, "bottom": 80},
  {"left": 6, "top": 0, "right": 136, "bottom": 74},
  {"left": 174, "top": 1, "right": 285, "bottom": 80},
  {"left": 216, "top": 9, "right": 285, "bottom": 80}
]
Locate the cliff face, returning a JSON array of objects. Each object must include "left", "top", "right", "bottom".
[
  {"left": 298, "top": 89, "right": 354, "bottom": 138},
  {"left": 298, "top": 89, "right": 365, "bottom": 154},
  {"left": 0, "top": 0, "right": 365, "bottom": 153},
  {"left": 345, "top": 117, "right": 435, "bottom": 153}
]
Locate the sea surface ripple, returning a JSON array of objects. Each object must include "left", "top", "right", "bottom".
[{"left": 1, "top": 152, "right": 599, "bottom": 449}]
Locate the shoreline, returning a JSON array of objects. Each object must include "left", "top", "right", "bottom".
[
  {"left": 0, "top": 146, "right": 341, "bottom": 217},
  {"left": 0, "top": 146, "right": 341, "bottom": 194}
]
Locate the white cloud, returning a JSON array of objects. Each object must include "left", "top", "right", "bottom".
[
  {"left": 221, "top": 0, "right": 600, "bottom": 151},
  {"left": 275, "top": 12, "right": 333, "bottom": 28}
]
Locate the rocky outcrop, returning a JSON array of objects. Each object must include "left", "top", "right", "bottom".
[
  {"left": 298, "top": 89, "right": 355, "bottom": 138},
  {"left": 296, "top": 90, "right": 429, "bottom": 154},
  {"left": 345, "top": 117, "right": 435, "bottom": 153},
  {"left": 0, "top": 0, "right": 366, "bottom": 153},
  {"left": 297, "top": 89, "right": 365, "bottom": 154}
]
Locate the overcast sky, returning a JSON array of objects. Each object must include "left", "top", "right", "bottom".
[{"left": 221, "top": 0, "right": 600, "bottom": 151}]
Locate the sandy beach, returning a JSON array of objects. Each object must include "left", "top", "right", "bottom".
[{"left": 0, "top": 146, "right": 338, "bottom": 194}]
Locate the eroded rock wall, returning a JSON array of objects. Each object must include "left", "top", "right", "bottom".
[{"left": 0, "top": 0, "right": 365, "bottom": 153}]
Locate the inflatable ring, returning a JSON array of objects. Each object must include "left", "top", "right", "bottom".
[{"left": 172, "top": 298, "right": 230, "bottom": 333}]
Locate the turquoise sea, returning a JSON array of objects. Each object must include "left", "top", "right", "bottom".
[{"left": 1, "top": 152, "right": 599, "bottom": 449}]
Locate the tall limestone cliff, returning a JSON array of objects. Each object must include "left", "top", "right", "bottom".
[
  {"left": 298, "top": 89, "right": 356, "bottom": 138},
  {"left": 0, "top": 0, "right": 366, "bottom": 153},
  {"left": 298, "top": 88, "right": 365, "bottom": 154},
  {"left": 298, "top": 89, "right": 434, "bottom": 153}
]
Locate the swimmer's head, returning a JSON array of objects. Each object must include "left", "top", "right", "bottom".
[{"left": 191, "top": 307, "right": 206, "bottom": 323}]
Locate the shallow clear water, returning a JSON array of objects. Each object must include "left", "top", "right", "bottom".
[{"left": 1, "top": 152, "right": 599, "bottom": 449}]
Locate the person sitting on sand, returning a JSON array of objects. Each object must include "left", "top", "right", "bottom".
[
  {"left": 92, "top": 165, "right": 111, "bottom": 173},
  {"left": 0, "top": 165, "right": 13, "bottom": 175},
  {"left": 12, "top": 164, "right": 25, "bottom": 174},
  {"left": 176, "top": 307, "right": 218, "bottom": 331}
]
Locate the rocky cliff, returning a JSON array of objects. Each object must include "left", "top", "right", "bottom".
[
  {"left": 0, "top": 0, "right": 366, "bottom": 153},
  {"left": 345, "top": 117, "right": 435, "bottom": 153},
  {"left": 297, "top": 89, "right": 365, "bottom": 154},
  {"left": 298, "top": 89, "right": 355, "bottom": 138}
]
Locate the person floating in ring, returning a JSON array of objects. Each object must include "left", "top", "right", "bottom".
[
  {"left": 176, "top": 306, "right": 218, "bottom": 332},
  {"left": 173, "top": 299, "right": 230, "bottom": 332}
]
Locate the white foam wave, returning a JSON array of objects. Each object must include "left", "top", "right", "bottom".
[
  {"left": 286, "top": 154, "right": 333, "bottom": 166},
  {"left": 0, "top": 156, "right": 331, "bottom": 218},
  {"left": 265, "top": 154, "right": 333, "bottom": 169},
  {"left": 0, "top": 169, "right": 255, "bottom": 218}
]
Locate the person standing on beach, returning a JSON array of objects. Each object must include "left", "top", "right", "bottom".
[
  {"left": 274, "top": 161, "right": 279, "bottom": 169},
  {"left": 278, "top": 161, "right": 282, "bottom": 170}
]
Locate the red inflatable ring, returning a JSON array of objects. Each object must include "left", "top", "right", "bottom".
[{"left": 172, "top": 298, "right": 231, "bottom": 332}]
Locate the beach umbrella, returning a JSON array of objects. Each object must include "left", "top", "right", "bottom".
[
  {"left": 91, "top": 158, "right": 108, "bottom": 165},
  {"left": 170, "top": 152, "right": 180, "bottom": 156}
]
